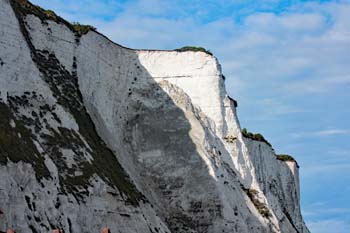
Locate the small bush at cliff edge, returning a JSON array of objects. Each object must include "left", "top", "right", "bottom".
[
  {"left": 15, "top": 0, "right": 96, "bottom": 37},
  {"left": 276, "top": 154, "right": 296, "bottom": 162},
  {"left": 241, "top": 128, "right": 272, "bottom": 147},
  {"left": 276, "top": 154, "right": 299, "bottom": 168},
  {"left": 71, "top": 22, "right": 96, "bottom": 36},
  {"left": 175, "top": 46, "right": 213, "bottom": 56}
]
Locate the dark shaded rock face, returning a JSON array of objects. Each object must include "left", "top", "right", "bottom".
[{"left": 0, "top": 0, "right": 309, "bottom": 232}]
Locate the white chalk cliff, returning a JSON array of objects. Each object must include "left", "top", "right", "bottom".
[{"left": 0, "top": 0, "right": 310, "bottom": 232}]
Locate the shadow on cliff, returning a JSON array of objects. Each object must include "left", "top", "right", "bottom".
[
  {"left": 89, "top": 47, "right": 269, "bottom": 232},
  {"left": 1, "top": 0, "right": 269, "bottom": 231},
  {"left": 113, "top": 51, "right": 223, "bottom": 233}
]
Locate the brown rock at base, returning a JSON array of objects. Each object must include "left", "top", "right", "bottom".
[
  {"left": 52, "top": 230, "right": 63, "bottom": 233},
  {"left": 101, "top": 228, "right": 111, "bottom": 233}
]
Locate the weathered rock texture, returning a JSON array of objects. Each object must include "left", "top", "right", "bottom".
[{"left": 0, "top": 0, "right": 309, "bottom": 232}]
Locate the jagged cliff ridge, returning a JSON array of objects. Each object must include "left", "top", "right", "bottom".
[{"left": 0, "top": 0, "right": 309, "bottom": 232}]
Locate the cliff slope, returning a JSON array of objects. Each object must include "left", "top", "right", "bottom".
[{"left": 0, "top": 0, "right": 309, "bottom": 232}]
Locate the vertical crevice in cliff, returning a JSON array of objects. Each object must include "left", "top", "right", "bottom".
[{"left": 283, "top": 209, "right": 301, "bottom": 233}]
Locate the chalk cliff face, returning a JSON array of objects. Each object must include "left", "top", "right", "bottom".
[{"left": 0, "top": 0, "right": 309, "bottom": 232}]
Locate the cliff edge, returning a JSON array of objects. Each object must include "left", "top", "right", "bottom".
[{"left": 0, "top": 0, "right": 309, "bottom": 232}]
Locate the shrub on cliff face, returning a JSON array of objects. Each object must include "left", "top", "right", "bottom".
[
  {"left": 241, "top": 128, "right": 271, "bottom": 147},
  {"left": 14, "top": 0, "right": 96, "bottom": 37},
  {"left": 276, "top": 154, "right": 299, "bottom": 168},
  {"left": 71, "top": 22, "right": 96, "bottom": 36},
  {"left": 43, "top": 9, "right": 57, "bottom": 19},
  {"left": 175, "top": 46, "right": 213, "bottom": 56},
  {"left": 16, "top": 0, "right": 58, "bottom": 21},
  {"left": 276, "top": 154, "right": 296, "bottom": 162}
]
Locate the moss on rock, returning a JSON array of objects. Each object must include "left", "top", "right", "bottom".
[
  {"left": 175, "top": 46, "right": 213, "bottom": 56},
  {"left": 0, "top": 101, "right": 51, "bottom": 181},
  {"left": 276, "top": 154, "right": 299, "bottom": 168},
  {"left": 242, "top": 128, "right": 272, "bottom": 147},
  {"left": 12, "top": 0, "right": 95, "bottom": 38},
  {"left": 243, "top": 188, "right": 271, "bottom": 218},
  {"left": 33, "top": 50, "right": 143, "bottom": 205}
]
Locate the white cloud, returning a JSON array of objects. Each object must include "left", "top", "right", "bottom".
[
  {"left": 307, "top": 219, "right": 350, "bottom": 233},
  {"left": 304, "top": 207, "right": 350, "bottom": 217},
  {"left": 328, "top": 149, "right": 350, "bottom": 156},
  {"left": 302, "top": 162, "right": 350, "bottom": 177},
  {"left": 285, "top": 76, "right": 350, "bottom": 94},
  {"left": 292, "top": 129, "right": 350, "bottom": 138},
  {"left": 316, "top": 129, "right": 350, "bottom": 136},
  {"left": 244, "top": 12, "right": 325, "bottom": 33},
  {"left": 31, "top": 0, "right": 350, "bottom": 96},
  {"left": 31, "top": 0, "right": 123, "bottom": 20},
  {"left": 257, "top": 98, "right": 304, "bottom": 115}
]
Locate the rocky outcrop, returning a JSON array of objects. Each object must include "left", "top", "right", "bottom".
[{"left": 0, "top": 0, "right": 309, "bottom": 232}]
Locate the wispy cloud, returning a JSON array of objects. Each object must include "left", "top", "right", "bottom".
[
  {"left": 304, "top": 207, "right": 350, "bottom": 217},
  {"left": 316, "top": 129, "right": 350, "bottom": 136},
  {"left": 259, "top": 98, "right": 305, "bottom": 115},
  {"left": 328, "top": 149, "right": 350, "bottom": 156},
  {"left": 307, "top": 219, "right": 350, "bottom": 233},
  {"left": 30, "top": 0, "right": 350, "bottom": 90},
  {"left": 302, "top": 163, "right": 350, "bottom": 177},
  {"left": 285, "top": 76, "right": 350, "bottom": 94},
  {"left": 292, "top": 129, "right": 350, "bottom": 138}
]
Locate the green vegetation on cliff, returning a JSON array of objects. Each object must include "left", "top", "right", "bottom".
[
  {"left": 276, "top": 154, "right": 296, "bottom": 162},
  {"left": 244, "top": 188, "right": 271, "bottom": 218},
  {"left": 242, "top": 128, "right": 272, "bottom": 147},
  {"left": 175, "top": 46, "right": 213, "bottom": 55},
  {"left": 0, "top": 100, "right": 51, "bottom": 180},
  {"left": 13, "top": 0, "right": 95, "bottom": 37},
  {"left": 276, "top": 154, "right": 299, "bottom": 167}
]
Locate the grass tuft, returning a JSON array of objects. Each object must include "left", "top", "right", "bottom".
[
  {"left": 71, "top": 22, "right": 96, "bottom": 36},
  {"left": 242, "top": 128, "right": 271, "bottom": 147},
  {"left": 276, "top": 154, "right": 299, "bottom": 167},
  {"left": 14, "top": 0, "right": 96, "bottom": 38},
  {"left": 175, "top": 46, "right": 213, "bottom": 56}
]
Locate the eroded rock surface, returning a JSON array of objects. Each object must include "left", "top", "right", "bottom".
[{"left": 0, "top": 0, "right": 309, "bottom": 232}]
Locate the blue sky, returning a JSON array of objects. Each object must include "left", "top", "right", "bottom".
[{"left": 30, "top": 0, "right": 350, "bottom": 232}]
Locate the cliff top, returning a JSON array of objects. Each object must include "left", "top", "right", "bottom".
[{"left": 13, "top": 0, "right": 214, "bottom": 56}]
